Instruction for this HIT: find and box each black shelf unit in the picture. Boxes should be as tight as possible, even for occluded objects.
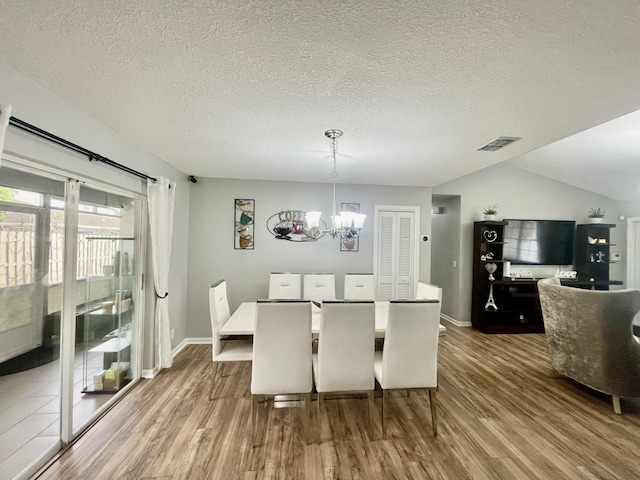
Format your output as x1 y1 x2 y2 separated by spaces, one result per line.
574 223 620 290
471 221 544 334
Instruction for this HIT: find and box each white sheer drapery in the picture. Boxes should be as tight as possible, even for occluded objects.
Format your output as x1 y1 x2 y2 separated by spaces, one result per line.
0 104 12 167
147 176 176 369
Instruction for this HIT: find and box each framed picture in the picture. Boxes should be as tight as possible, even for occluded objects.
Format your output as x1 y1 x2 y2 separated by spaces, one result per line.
234 199 254 250
340 202 360 252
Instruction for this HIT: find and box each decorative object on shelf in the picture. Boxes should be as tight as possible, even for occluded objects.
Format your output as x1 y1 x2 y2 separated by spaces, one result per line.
339 203 360 252
484 284 498 311
485 262 497 281
480 252 495 261
266 210 327 242
304 129 366 242
588 236 597 244
482 230 498 243
482 204 498 221
235 199 255 250
588 207 605 223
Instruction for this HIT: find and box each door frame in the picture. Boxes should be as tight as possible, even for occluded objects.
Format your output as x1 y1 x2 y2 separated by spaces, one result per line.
626 217 640 289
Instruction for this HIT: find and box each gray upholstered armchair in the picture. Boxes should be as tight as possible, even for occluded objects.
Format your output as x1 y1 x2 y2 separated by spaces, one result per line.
537 277 640 414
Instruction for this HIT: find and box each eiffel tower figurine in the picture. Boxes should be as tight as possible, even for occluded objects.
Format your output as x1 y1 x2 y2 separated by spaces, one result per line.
484 263 499 311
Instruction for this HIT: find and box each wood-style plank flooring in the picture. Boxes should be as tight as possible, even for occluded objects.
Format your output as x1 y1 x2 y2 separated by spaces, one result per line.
36 325 640 479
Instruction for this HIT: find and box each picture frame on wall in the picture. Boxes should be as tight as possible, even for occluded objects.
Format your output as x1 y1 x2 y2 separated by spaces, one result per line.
235 199 254 250
340 202 360 252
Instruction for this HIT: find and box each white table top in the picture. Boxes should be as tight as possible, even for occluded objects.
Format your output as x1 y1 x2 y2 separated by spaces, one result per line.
219 301 446 337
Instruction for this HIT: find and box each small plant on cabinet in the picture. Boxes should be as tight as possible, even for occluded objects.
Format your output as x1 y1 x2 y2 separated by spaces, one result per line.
483 204 498 220
588 208 605 223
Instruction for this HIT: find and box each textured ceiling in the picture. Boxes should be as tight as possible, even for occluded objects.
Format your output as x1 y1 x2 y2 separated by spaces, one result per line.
0 1 639 199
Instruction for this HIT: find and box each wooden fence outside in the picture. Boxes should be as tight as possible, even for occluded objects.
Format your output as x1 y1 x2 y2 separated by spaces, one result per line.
0 231 118 287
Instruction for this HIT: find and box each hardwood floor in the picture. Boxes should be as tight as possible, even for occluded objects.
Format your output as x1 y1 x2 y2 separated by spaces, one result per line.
36 325 640 480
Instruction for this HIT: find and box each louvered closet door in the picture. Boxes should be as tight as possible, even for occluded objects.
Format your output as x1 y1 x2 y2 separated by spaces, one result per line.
376 209 417 300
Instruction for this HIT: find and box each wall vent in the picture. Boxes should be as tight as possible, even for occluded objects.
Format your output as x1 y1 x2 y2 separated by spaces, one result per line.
477 136 522 152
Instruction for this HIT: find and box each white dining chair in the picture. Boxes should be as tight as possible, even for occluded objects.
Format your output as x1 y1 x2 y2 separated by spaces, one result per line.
251 299 313 446
209 279 252 400
344 273 376 300
374 299 441 437
303 273 336 303
416 282 447 337
312 300 376 430
416 281 442 302
268 272 301 299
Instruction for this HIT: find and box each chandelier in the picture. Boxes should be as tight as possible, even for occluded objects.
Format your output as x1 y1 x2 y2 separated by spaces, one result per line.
305 129 366 240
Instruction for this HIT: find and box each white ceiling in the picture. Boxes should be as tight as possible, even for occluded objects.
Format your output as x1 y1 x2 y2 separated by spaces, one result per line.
0 1 639 200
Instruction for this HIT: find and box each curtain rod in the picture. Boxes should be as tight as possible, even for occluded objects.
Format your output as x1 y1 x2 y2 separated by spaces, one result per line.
7 115 157 183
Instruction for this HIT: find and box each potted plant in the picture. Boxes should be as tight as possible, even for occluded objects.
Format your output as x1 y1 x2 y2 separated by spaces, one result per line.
588 208 605 223
483 204 498 221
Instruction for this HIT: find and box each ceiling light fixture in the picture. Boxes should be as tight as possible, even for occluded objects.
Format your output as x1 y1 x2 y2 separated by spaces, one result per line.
305 129 366 241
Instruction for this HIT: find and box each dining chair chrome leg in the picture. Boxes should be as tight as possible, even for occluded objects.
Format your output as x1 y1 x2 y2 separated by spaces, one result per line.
429 388 438 437
304 393 312 445
251 394 259 448
367 391 375 437
209 362 221 401
382 389 389 439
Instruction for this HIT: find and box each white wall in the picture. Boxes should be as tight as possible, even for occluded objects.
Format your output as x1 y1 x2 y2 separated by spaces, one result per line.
186 177 432 338
434 162 631 324
0 61 190 368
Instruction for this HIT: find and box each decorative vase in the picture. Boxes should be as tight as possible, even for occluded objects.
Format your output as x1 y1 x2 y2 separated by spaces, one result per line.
588 217 603 224
484 214 496 221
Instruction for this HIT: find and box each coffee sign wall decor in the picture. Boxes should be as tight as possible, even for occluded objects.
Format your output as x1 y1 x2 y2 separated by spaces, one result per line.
235 199 254 250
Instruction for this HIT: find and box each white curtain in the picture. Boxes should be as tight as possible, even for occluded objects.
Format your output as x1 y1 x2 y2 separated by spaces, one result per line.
147 176 176 369
0 104 12 167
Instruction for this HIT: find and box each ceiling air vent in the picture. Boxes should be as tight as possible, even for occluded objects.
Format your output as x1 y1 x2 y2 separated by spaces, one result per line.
477 136 522 152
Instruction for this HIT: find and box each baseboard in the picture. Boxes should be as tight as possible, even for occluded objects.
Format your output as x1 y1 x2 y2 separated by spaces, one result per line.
141 368 158 378
185 337 213 344
441 313 471 328
171 338 189 358
142 338 212 378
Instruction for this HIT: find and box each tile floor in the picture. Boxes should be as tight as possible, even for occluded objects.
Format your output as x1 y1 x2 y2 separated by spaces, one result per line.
0 348 115 480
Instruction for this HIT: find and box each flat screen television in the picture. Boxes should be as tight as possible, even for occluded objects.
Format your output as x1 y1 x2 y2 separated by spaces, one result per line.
503 219 575 265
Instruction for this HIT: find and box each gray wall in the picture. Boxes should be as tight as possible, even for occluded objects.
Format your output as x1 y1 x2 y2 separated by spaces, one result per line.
186 177 432 338
1 60 191 369
434 162 632 325
431 195 462 322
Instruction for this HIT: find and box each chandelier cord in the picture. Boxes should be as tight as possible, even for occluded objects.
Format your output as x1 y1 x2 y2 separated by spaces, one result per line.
331 135 338 233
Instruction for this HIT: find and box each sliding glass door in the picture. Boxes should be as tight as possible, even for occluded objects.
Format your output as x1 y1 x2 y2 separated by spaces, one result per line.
0 204 42 363
71 185 141 433
0 170 64 480
0 163 145 480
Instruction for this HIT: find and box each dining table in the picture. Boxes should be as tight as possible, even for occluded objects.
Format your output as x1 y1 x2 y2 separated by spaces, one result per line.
219 301 447 338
